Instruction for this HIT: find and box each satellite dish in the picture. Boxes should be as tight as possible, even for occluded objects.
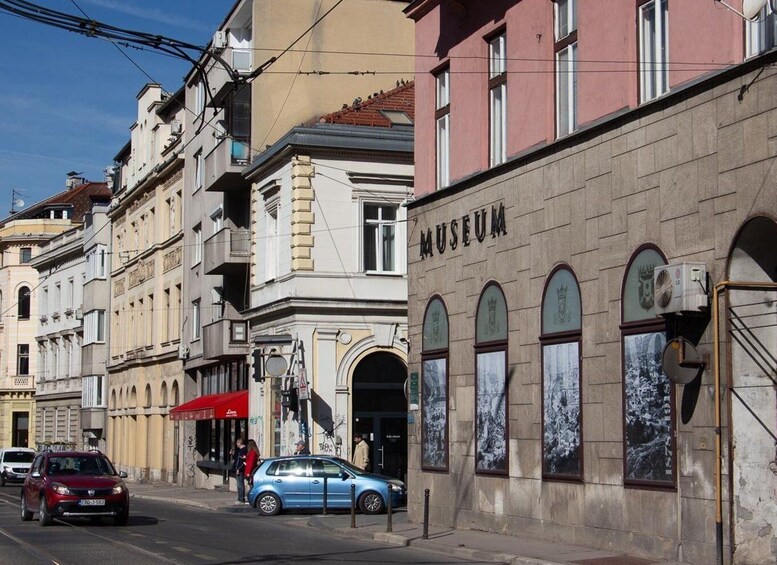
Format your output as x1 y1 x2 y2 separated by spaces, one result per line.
661 338 704 385
743 0 768 19
14 199 24 208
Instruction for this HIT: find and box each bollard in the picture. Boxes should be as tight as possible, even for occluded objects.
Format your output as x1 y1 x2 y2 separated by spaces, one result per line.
350 483 356 529
423 488 430 539
386 484 393 533
323 476 328 516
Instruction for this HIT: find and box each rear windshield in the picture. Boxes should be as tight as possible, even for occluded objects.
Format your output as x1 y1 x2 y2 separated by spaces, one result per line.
47 456 115 476
4 451 34 463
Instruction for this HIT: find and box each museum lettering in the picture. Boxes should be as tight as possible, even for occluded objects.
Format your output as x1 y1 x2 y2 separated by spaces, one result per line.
420 202 507 259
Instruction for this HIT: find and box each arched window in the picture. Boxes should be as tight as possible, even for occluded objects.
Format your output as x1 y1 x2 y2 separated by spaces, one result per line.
541 265 583 480
474 282 508 475
621 245 674 487
145 385 152 408
17 286 30 319
160 382 168 407
172 381 180 406
421 295 449 471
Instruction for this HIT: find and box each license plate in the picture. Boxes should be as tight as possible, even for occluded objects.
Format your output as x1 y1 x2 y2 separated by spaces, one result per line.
79 499 105 506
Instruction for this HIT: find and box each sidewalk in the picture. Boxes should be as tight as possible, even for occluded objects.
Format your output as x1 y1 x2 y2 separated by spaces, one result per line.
129 481 689 565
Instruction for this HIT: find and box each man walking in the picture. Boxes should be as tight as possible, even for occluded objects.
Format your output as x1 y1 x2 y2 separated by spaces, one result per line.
351 433 370 471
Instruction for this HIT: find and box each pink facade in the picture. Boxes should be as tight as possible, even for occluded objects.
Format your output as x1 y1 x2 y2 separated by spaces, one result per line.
408 0 744 198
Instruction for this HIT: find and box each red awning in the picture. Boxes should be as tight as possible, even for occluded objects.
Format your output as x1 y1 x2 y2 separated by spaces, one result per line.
169 390 248 421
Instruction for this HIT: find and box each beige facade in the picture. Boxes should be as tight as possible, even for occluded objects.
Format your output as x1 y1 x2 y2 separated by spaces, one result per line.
107 85 185 482
406 58 777 564
0 219 78 448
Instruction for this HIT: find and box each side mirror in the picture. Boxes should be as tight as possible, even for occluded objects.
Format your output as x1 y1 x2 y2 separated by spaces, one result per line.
340 471 348 481
31 471 41 478
119 471 128 478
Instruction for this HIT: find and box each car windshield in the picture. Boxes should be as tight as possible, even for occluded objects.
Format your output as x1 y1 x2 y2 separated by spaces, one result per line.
332 458 368 476
4 451 34 463
47 456 114 476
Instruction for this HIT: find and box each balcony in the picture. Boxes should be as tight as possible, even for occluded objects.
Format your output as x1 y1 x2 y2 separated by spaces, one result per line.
1 375 34 391
204 136 251 192
204 227 250 275
202 318 250 360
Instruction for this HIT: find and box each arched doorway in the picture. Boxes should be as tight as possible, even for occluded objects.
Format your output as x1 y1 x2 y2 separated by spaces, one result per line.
352 351 407 481
726 216 777 564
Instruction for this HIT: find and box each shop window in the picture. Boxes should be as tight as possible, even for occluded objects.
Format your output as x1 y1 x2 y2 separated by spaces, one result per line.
474 282 508 475
541 265 583 480
421 295 449 471
621 245 675 487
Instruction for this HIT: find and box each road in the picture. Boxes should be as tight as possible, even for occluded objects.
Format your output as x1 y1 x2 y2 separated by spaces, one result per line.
0 485 472 564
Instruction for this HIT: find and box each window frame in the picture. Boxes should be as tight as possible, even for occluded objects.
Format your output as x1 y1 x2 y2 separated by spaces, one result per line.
745 4 777 58
363 203 399 274
434 65 451 190
84 309 106 345
17 286 31 319
17 344 30 375
638 0 669 103
488 31 507 167
620 244 676 489
554 0 578 138
473 281 509 476
192 299 201 341
19 247 32 264
193 224 203 265
540 265 583 482
421 295 450 472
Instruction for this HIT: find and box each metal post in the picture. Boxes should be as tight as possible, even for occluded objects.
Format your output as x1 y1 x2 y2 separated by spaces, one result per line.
423 488 430 539
323 476 328 516
386 484 393 532
350 483 356 529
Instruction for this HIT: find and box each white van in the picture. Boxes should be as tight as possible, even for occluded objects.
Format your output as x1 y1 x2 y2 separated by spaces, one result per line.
0 447 36 486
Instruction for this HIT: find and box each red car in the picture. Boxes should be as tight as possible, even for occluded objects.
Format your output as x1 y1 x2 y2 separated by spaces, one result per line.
21 450 129 526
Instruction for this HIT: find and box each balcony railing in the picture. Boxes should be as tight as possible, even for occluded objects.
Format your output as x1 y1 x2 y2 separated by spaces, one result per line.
204 227 250 275
203 136 251 192
1 375 34 390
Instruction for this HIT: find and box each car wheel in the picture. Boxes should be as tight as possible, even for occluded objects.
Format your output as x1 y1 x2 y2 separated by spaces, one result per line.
256 492 281 516
38 496 52 527
0 473 6 487
20 493 32 521
359 490 385 514
114 509 129 526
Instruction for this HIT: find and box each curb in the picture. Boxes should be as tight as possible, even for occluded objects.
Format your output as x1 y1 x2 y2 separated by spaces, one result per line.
130 492 221 512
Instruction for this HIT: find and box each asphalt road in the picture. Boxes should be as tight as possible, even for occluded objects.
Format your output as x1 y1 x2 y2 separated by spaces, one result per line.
0 485 472 564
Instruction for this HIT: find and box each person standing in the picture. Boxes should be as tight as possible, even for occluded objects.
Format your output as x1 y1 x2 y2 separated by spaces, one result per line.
293 439 310 455
245 439 261 487
231 437 247 504
351 433 370 471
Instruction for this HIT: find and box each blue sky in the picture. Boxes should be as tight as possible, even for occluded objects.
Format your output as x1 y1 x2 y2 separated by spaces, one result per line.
0 1 228 208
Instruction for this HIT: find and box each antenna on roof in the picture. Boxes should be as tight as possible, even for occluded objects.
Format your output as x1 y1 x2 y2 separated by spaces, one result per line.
10 188 25 215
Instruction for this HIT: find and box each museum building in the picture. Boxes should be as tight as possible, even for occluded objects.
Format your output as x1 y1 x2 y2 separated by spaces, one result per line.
404 1 777 564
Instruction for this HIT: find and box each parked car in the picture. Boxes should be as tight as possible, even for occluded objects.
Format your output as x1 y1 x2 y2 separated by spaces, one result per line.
0 447 35 486
247 455 406 516
21 450 129 526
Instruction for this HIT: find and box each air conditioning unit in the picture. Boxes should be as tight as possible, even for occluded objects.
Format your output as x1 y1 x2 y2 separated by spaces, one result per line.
178 345 190 360
653 262 708 315
212 30 227 52
74 308 83 320
170 120 182 135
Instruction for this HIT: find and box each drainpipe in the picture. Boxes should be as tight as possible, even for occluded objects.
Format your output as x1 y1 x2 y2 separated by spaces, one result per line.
712 280 777 565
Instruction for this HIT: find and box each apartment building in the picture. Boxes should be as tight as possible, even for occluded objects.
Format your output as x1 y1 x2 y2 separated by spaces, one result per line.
31 226 84 449
240 83 414 477
107 85 185 482
175 0 414 488
405 1 777 564
0 176 109 449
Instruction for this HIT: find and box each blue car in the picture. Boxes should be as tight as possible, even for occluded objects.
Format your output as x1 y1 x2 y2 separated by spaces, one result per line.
247 455 406 516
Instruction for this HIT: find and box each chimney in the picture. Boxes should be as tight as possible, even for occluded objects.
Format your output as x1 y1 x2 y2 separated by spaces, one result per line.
66 171 85 190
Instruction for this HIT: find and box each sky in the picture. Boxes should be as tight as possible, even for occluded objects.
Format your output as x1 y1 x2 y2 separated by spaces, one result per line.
0 1 229 209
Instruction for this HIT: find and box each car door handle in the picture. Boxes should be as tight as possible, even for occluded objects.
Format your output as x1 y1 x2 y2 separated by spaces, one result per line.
312 480 320 484
274 479 282 483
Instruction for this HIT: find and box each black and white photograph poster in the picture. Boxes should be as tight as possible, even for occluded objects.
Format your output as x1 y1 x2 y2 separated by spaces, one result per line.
422 357 447 469
476 350 507 473
542 341 581 477
624 331 673 482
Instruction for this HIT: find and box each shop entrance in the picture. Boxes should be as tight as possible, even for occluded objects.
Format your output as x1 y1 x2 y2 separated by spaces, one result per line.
352 352 407 481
